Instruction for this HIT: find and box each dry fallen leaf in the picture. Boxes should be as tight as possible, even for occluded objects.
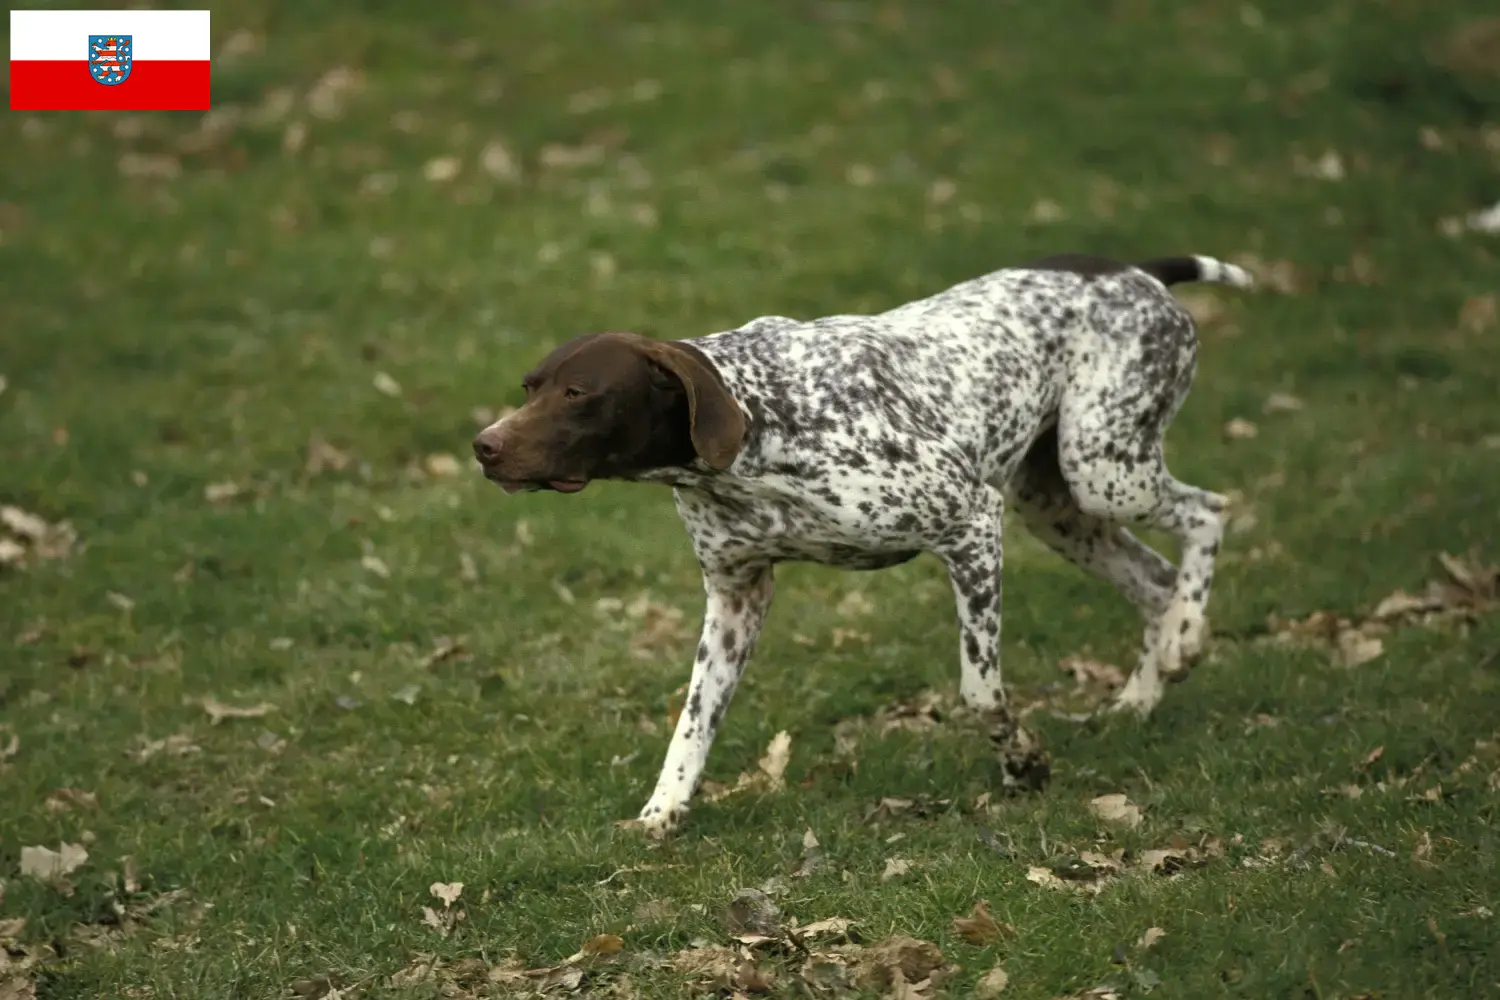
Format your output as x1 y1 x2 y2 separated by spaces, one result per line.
881 857 914 882
1224 417 1259 440
429 881 463 907
423 453 461 478
1336 629 1384 668
1061 656 1125 689
203 481 244 504
975 966 1010 997
361 554 391 579
372 372 402 397
1138 926 1167 950
724 889 782 937
201 697 274 725
759 731 792 787
796 916 854 941
854 936 948 993
1262 392 1305 414
305 435 352 475
569 933 624 961
418 636 466 669
704 731 793 802
1090 793 1144 828
951 900 1005 944
423 156 461 183
837 589 874 617
19 843 88 881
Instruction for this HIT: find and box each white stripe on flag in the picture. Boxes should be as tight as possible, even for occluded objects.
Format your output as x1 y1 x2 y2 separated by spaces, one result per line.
10 9 210 61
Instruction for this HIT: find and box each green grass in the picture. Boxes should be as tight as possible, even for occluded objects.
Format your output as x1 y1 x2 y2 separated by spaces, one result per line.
3 1 1500 997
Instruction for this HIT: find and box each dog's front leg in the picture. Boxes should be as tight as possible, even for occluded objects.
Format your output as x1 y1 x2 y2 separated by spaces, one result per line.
938 486 1051 790
633 562 775 838
937 486 1007 712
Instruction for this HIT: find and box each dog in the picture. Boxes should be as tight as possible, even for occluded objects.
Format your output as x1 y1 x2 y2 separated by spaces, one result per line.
473 252 1254 837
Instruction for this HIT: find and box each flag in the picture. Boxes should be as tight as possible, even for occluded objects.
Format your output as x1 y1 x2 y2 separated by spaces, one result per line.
10 9 211 111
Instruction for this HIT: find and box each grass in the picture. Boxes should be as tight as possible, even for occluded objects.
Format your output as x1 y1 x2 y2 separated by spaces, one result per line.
3 0 1500 997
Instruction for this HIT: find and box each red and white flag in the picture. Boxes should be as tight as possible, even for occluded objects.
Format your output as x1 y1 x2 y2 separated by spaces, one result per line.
10 9 211 111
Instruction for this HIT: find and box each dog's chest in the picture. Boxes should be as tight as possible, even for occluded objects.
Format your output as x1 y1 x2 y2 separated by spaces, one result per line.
672 471 970 570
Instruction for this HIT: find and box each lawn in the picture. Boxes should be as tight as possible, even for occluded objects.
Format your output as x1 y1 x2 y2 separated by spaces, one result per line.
3 1 1500 998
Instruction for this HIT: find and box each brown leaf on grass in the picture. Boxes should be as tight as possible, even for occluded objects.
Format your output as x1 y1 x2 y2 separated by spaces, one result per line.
1233 253 1305 294
0 973 38 1000
1060 656 1126 689
422 157 461 183
723 889 782 937
881 857 914 882
19 843 88 881
43 789 97 813
118 152 181 180
1174 290 1224 328
1027 852 1126 895
305 67 362 119
1459 294 1497 334
854 936 949 994
1412 830 1435 866
0 506 78 565
537 142 604 172
672 945 741 979
303 437 351 478
1137 926 1167 950
1138 848 1188 874
1262 392 1305 414
795 916 855 941
975 966 1010 997
1224 417 1258 440
129 733 201 762
360 554 391 579
203 481 244 504
423 453 462 478
792 828 826 878
704 732 793 802
1293 149 1345 181
429 882 463 907
836 589 875 617
951 900 1009 944
569 933 624 961
1336 629 1384 668
417 636 466 669
1090 793 1144 828
735 962 777 994
201 697 274 725
371 371 402 397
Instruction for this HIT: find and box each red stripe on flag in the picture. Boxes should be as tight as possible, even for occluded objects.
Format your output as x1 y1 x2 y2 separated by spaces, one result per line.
10 61 210 111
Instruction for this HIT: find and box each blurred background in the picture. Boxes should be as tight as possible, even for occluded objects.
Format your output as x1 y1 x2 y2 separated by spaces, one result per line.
1 2 1498 997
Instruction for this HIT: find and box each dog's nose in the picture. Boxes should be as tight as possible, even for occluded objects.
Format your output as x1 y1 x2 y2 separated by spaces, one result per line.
472 430 504 464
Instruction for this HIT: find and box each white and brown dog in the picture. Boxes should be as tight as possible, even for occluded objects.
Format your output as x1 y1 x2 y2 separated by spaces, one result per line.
473 252 1254 837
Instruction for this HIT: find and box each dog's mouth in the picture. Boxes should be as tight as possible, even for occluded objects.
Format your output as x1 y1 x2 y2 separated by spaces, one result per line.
482 470 589 495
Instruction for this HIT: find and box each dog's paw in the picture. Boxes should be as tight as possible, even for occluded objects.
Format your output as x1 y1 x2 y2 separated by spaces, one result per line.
1108 674 1163 716
619 803 687 840
983 708 1051 792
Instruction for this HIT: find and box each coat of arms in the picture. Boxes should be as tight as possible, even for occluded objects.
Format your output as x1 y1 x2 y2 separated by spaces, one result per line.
89 35 133 86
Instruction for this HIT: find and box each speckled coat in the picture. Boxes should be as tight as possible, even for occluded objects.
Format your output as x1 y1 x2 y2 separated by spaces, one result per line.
623 253 1254 836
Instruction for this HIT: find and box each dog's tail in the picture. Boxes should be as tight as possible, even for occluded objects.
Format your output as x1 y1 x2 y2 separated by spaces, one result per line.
1135 255 1254 289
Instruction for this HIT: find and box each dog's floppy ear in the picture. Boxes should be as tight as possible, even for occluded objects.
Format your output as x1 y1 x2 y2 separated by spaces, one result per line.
636 339 746 470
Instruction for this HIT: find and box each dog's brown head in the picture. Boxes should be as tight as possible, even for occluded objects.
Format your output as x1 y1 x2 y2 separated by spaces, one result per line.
472 332 746 494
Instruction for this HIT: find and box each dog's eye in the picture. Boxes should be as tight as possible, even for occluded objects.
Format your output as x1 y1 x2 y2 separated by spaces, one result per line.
564 386 586 400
